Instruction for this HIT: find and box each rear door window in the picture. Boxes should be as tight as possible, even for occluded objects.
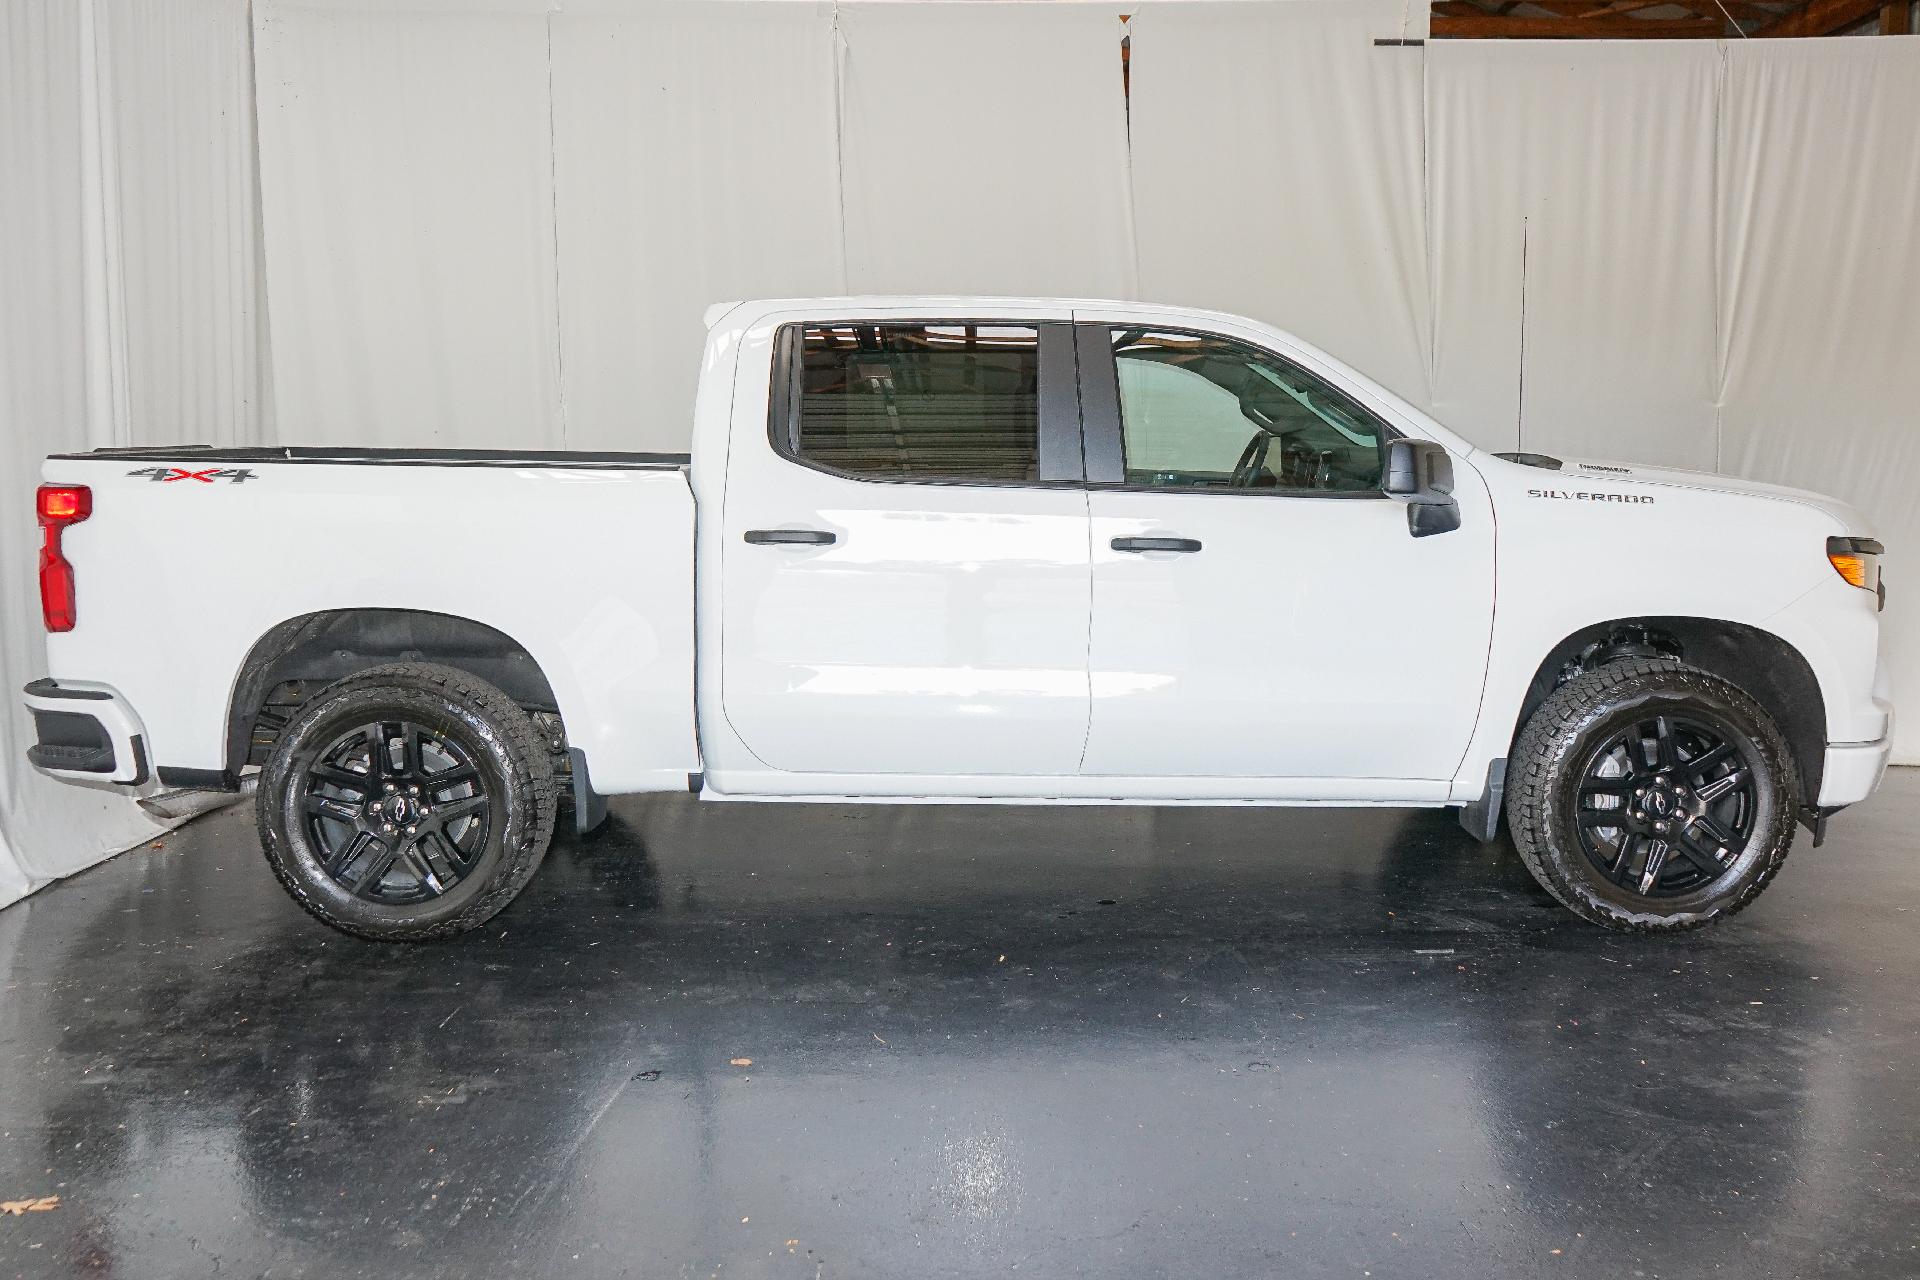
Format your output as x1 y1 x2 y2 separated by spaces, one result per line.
778 324 1044 483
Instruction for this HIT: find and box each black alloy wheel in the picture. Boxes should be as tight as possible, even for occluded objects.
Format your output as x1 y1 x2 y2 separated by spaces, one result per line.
258 663 557 941
300 719 495 904
1572 712 1757 898
1506 657 1798 933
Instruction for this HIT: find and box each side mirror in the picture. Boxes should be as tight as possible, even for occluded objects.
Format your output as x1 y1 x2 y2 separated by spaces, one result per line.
1382 438 1460 538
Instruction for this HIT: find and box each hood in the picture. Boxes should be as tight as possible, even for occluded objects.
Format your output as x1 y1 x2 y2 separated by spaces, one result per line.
1500 452 1870 534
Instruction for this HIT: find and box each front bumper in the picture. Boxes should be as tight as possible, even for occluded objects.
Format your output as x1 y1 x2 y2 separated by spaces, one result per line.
1816 649 1894 809
22 679 150 787
1819 734 1892 808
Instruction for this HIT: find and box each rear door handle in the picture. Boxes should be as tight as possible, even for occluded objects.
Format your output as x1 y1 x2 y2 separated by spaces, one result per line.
1111 535 1202 554
744 528 837 546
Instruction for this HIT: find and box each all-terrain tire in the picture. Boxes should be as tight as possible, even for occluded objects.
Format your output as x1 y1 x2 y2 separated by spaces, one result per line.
1506 658 1798 933
257 662 558 941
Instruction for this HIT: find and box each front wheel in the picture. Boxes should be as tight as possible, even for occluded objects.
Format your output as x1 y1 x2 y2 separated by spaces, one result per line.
1506 658 1798 933
257 662 558 941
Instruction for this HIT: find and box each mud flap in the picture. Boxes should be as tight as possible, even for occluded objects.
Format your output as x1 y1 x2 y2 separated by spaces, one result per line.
1457 758 1507 844
569 747 609 837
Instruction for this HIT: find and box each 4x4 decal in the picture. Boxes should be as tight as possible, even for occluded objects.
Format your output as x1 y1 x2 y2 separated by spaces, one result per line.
127 466 258 485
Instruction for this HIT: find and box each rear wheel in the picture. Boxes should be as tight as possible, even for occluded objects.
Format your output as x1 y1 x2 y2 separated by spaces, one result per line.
1506 658 1798 932
258 663 557 941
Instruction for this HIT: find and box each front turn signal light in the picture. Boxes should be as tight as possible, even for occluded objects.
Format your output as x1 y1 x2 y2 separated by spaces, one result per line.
1827 536 1883 595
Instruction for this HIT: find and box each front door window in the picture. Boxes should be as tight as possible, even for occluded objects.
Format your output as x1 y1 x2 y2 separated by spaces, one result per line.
1110 330 1387 493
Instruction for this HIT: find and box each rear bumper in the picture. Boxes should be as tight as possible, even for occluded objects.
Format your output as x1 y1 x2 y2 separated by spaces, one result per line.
22 679 150 787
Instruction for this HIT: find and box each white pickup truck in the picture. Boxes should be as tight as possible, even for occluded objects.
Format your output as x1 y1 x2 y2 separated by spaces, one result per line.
25 298 1892 939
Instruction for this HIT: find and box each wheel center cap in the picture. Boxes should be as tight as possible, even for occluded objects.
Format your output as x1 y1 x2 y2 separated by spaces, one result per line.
1646 789 1672 817
386 795 415 825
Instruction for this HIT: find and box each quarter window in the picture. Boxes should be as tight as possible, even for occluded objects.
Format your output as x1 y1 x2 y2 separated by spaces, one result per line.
784 324 1042 482
1111 330 1387 493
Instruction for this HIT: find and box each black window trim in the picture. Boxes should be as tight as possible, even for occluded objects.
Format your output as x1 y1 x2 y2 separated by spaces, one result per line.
767 319 1087 490
1073 321 1397 500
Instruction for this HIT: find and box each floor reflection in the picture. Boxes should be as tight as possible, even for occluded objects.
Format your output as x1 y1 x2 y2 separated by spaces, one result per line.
2 774 1916 1278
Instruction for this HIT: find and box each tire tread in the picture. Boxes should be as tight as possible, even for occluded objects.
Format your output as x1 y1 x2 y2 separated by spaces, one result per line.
1505 658 1798 933
256 662 557 942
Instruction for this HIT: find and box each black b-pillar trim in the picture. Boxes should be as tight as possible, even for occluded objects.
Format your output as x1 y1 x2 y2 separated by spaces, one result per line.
1035 323 1086 484
1072 323 1126 485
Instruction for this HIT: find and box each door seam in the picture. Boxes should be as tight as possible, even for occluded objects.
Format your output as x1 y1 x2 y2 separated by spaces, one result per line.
1076 486 1096 774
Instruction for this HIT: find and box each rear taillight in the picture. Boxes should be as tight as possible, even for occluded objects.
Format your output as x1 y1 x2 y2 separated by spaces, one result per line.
37 484 91 632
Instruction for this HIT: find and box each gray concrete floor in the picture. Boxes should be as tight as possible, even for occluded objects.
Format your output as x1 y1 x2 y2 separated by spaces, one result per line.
2 771 1917 1279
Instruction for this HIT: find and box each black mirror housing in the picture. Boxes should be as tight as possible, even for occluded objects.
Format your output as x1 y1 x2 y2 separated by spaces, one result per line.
1384 437 1453 501
1383 438 1460 537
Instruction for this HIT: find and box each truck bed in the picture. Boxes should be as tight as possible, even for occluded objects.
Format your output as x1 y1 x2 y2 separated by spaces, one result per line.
38 445 699 794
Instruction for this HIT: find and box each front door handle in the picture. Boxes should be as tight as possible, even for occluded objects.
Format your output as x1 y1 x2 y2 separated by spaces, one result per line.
1112 535 1202 554
744 528 837 546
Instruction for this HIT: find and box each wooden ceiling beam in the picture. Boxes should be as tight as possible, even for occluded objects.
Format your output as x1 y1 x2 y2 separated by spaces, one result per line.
1614 0 1777 16
1576 1 1665 18
1430 11 1727 34
1751 0 1886 32
1522 0 1777 16
1687 0 1779 16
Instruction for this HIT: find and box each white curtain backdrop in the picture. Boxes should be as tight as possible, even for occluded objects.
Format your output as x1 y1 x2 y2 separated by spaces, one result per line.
1 0 268 907
1425 40 1723 467
835 3 1136 300
1128 0 1433 411
549 0 847 449
1714 38 1920 775
258 0 1139 453
4 0 1918 906
254 0 563 448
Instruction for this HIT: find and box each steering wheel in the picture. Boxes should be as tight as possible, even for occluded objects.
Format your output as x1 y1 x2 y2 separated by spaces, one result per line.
1229 432 1273 488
